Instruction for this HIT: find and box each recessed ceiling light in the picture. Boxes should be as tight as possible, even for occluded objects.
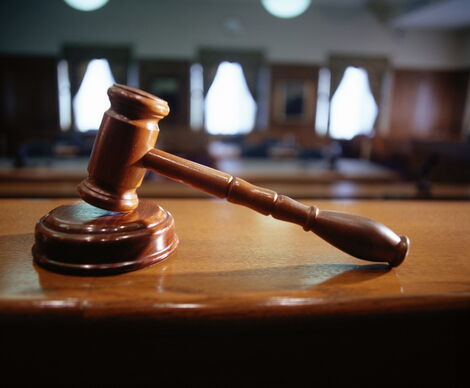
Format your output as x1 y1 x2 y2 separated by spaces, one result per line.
64 0 109 12
261 0 312 19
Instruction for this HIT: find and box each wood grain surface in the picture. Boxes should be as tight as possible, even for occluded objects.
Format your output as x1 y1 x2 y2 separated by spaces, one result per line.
0 198 469 321
1 180 470 200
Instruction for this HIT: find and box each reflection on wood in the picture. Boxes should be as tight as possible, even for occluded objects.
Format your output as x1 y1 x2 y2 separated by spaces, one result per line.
0 199 469 319
1 199 469 386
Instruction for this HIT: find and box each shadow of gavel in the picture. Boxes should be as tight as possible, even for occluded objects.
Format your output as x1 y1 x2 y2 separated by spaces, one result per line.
78 84 409 267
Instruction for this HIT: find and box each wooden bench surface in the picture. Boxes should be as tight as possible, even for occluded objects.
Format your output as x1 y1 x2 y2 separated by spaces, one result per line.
0 198 469 321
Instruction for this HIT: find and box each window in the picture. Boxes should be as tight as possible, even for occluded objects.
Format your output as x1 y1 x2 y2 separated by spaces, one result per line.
204 61 256 135
73 59 115 132
57 60 72 131
315 67 331 136
190 63 204 130
329 66 378 140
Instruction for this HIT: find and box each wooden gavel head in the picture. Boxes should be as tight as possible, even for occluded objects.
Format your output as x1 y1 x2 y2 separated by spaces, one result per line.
77 84 169 212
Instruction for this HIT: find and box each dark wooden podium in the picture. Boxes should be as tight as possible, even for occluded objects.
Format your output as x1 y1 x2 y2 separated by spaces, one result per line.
1 199 469 386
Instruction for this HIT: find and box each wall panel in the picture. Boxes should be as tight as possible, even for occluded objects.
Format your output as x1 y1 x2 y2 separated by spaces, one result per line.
389 69 469 140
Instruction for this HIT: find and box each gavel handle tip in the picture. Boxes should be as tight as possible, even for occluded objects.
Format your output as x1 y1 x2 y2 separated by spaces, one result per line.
388 235 410 268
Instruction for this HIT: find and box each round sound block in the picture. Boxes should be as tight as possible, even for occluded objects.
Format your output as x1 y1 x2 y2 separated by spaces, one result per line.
32 200 178 276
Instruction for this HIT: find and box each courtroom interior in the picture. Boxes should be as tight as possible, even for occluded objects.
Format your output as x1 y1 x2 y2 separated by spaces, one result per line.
1 0 469 386
1 0 470 200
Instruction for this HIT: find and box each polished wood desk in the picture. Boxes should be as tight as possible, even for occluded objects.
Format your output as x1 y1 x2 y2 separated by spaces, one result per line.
1 199 469 386
1 180 470 200
2 159 470 200
0 157 398 184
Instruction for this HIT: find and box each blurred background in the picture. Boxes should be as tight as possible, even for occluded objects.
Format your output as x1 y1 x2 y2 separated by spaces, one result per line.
1 0 469 200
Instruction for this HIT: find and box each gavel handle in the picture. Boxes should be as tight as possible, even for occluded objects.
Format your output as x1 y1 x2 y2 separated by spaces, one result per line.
143 149 409 267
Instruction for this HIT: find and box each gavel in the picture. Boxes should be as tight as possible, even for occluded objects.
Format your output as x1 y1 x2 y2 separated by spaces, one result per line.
75 84 409 268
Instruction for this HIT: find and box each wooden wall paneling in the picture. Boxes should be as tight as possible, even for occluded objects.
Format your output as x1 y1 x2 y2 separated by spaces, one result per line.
0 56 60 156
268 64 319 135
389 69 469 140
138 59 190 128
138 60 212 166
445 70 469 137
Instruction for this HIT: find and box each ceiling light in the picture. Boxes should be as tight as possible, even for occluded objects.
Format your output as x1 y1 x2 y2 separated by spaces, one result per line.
64 0 109 12
261 0 311 19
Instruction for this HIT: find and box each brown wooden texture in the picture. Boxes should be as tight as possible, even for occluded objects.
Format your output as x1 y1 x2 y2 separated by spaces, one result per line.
0 199 469 320
143 149 408 266
2 180 470 200
139 59 190 127
269 63 319 132
77 84 169 212
78 84 408 265
389 69 469 140
0 158 399 184
0 55 60 156
33 200 178 275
